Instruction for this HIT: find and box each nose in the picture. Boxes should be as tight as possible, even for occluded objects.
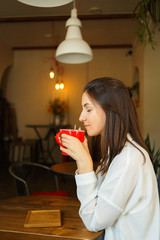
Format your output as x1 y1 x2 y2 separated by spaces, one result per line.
79 110 85 122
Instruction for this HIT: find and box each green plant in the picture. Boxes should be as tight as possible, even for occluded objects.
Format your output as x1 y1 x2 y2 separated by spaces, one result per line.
145 134 160 175
134 0 160 49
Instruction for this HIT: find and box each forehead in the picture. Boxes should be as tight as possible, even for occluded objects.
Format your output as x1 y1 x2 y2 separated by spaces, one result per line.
81 92 94 105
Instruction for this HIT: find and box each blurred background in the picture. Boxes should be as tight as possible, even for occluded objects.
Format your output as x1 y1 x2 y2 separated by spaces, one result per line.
0 0 160 168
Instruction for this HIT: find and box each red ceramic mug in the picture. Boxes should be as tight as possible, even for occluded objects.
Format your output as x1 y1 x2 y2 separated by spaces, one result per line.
55 129 85 155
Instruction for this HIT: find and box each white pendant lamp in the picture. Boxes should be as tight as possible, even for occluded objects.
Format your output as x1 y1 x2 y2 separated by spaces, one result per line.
55 8 93 64
17 0 73 7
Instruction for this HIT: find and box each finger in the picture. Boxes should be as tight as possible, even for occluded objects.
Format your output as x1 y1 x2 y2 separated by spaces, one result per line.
60 135 71 146
61 133 69 139
84 136 87 141
61 136 78 148
83 136 88 145
61 134 75 140
61 140 70 148
60 146 69 155
83 137 89 149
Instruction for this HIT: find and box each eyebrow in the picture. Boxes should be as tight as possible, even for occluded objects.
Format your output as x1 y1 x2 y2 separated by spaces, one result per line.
83 103 92 107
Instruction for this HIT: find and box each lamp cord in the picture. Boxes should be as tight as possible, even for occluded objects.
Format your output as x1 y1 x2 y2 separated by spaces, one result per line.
73 0 75 8
77 0 82 13
73 0 82 13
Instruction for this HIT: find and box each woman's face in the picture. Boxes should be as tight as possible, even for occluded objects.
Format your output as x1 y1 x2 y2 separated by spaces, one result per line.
79 92 106 136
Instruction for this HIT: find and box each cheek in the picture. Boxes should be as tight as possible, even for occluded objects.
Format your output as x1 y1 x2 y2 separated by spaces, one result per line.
98 112 106 128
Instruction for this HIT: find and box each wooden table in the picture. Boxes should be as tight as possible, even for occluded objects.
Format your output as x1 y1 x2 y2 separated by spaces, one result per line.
51 162 99 190
0 195 103 240
51 161 77 178
51 161 99 178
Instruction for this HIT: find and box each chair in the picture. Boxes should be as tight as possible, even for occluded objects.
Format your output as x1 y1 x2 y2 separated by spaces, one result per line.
9 161 70 197
8 105 39 163
11 138 39 162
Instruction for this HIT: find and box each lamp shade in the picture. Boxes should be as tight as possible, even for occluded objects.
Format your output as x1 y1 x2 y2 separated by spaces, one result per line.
55 8 93 64
17 0 73 7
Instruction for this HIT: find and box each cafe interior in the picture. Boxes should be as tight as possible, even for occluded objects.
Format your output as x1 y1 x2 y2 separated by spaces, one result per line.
0 0 160 238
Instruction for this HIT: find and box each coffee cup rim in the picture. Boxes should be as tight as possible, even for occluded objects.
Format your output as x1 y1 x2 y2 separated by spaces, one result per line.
60 129 85 132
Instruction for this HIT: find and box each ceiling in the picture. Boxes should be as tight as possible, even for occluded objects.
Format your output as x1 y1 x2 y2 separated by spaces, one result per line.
0 0 140 49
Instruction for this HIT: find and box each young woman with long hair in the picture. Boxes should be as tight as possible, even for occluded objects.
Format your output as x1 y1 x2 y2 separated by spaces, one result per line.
60 77 160 240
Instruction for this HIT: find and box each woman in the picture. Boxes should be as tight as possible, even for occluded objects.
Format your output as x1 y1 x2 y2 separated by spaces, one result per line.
60 77 160 240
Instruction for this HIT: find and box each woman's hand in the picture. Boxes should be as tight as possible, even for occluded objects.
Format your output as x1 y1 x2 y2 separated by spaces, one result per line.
60 134 93 174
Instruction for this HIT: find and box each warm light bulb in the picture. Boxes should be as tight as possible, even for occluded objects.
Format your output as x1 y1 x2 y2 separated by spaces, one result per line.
55 82 60 90
60 82 64 89
49 68 55 79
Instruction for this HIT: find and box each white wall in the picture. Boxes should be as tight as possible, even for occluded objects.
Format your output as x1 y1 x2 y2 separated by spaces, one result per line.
6 48 133 139
132 27 160 148
89 49 133 86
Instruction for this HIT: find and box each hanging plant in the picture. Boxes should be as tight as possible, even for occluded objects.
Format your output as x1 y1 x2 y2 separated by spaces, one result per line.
134 0 160 49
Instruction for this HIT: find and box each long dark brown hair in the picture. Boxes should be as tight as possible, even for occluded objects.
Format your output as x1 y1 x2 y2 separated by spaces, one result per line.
84 77 152 174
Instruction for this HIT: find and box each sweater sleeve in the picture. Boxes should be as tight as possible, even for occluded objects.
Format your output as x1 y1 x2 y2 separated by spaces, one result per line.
75 146 141 232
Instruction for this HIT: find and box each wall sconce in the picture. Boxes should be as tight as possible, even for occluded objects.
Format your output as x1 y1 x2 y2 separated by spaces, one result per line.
49 67 55 79
55 81 60 90
43 55 64 90
55 80 64 90
59 81 64 90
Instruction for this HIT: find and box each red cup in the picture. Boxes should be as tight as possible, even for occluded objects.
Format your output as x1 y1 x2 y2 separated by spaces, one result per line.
55 129 85 155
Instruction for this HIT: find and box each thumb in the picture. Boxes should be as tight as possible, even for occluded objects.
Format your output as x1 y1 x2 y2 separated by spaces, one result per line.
83 136 89 150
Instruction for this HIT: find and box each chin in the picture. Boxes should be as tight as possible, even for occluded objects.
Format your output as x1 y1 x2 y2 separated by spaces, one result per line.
86 130 97 137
